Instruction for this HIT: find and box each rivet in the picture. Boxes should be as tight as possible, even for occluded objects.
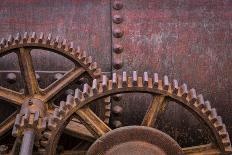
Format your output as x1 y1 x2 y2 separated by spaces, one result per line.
112 120 123 128
113 1 123 10
112 94 123 101
113 28 124 38
6 73 16 84
113 44 123 54
113 55 123 70
113 15 123 24
54 73 63 81
112 105 123 115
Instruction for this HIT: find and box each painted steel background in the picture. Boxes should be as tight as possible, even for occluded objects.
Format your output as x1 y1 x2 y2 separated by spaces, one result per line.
0 0 231 147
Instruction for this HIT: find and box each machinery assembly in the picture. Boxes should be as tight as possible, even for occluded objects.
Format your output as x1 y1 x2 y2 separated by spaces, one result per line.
0 0 231 155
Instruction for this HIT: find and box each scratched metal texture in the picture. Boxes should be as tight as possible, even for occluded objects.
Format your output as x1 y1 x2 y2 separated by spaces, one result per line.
0 0 111 71
111 0 232 146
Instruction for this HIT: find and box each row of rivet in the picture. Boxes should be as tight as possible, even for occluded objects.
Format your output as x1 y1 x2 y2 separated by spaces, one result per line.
111 0 124 128
112 0 124 70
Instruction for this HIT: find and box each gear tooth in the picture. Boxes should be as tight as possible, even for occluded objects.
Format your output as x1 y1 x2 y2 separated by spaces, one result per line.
153 73 159 88
0 38 6 48
30 32 36 42
93 68 102 78
222 137 231 146
163 75 169 90
102 75 108 91
172 79 178 94
46 33 52 44
75 88 85 102
38 32 44 43
66 94 75 109
40 117 47 131
219 124 229 138
33 111 40 125
214 116 223 131
203 100 212 115
84 56 92 66
69 41 74 52
92 79 98 94
59 101 67 115
112 73 117 88
79 50 87 61
143 72 148 87
14 114 22 128
209 108 217 123
12 125 18 137
179 83 188 98
83 83 92 97
15 32 21 44
54 36 59 47
122 71 127 87
48 117 57 130
7 35 14 45
61 39 67 49
89 62 97 71
196 94 204 109
23 32 29 43
132 71 138 86
189 88 197 104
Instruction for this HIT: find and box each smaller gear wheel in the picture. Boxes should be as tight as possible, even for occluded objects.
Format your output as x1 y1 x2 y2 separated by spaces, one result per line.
0 32 111 153
41 71 232 155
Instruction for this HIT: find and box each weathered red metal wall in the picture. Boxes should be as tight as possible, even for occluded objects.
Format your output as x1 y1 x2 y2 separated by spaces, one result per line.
116 0 232 145
0 0 231 146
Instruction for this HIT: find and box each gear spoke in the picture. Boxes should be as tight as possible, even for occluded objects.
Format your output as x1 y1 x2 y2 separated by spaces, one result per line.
65 118 95 142
183 143 220 155
18 47 41 96
42 67 85 102
76 107 111 138
0 111 18 137
141 95 166 127
0 87 24 106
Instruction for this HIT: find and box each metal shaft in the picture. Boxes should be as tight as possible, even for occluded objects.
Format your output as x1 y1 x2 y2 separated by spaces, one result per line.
19 129 35 155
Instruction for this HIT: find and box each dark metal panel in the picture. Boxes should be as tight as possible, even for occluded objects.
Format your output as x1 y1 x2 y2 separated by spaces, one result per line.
0 0 111 71
113 0 232 143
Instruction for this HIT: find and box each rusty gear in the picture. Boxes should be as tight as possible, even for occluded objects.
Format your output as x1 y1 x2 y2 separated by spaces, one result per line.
41 71 231 154
0 32 111 150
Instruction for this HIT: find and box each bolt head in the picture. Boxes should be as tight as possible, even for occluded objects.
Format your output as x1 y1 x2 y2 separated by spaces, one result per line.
54 73 63 80
112 105 123 115
113 58 123 70
113 1 123 10
113 44 124 54
113 28 124 38
6 73 16 84
113 15 123 24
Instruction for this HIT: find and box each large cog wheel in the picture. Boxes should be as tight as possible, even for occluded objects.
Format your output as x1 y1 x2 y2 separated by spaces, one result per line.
42 71 231 155
0 32 111 150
